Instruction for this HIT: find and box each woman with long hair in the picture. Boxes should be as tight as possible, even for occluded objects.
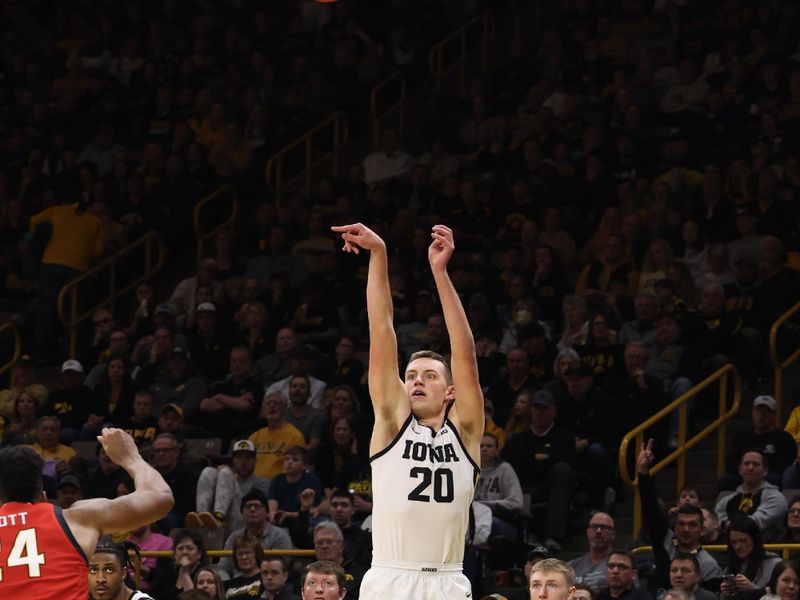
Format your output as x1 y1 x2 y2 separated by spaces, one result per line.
783 496 800 544
765 560 800 600
639 238 674 290
721 516 783 597
2 389 41 446
95 355 137 425
234 300 274 361
576 310 624 385
193 566 226 600
503 389 533 440
314 415 368 492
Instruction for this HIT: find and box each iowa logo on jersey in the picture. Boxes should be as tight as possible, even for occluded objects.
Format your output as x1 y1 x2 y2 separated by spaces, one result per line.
401 439 459 464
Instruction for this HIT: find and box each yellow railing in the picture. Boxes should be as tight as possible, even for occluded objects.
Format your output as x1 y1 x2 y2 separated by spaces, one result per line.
134 549 315 587
619 364 742 537
265 111 349 200
428 11 496 96
193 184 239 265
0 321 21 380
511 0 541 42
770 299 800 421
370 70 407 151
57 231 165 358
633 544 800 560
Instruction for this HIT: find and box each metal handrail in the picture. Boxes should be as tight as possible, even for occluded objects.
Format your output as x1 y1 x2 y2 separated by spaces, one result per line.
265 111 349 201
632 544 800 560
133 548 315 587
56 231 165 358
428 11 496 96
619 364 742 536
770 299 800 421
193 184 239 265
0 321 21 380
370 70 407 151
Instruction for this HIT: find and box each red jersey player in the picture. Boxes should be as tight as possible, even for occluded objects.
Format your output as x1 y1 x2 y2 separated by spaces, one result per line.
0 427 173 599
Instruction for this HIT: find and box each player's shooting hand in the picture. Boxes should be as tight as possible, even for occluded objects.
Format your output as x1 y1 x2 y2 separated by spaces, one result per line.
96 427 140 469
330 223 385 254
637 438 655 474
428 224 455 271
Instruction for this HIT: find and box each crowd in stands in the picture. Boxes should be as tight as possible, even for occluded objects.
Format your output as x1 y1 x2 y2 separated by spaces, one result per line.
2 0 800 598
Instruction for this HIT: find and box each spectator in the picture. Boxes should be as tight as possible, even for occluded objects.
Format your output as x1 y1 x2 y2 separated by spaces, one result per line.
127 522 174 592
267 446 322 527
637 439 723 583
720 516 782 595
618 291 659 346
716 449 788 542
233 301 275 363
577 311 624 386
85 445 128 500
314 416 369 495
2 389 41 446
783 496 800 544
167 258 224 321
151 432 196 530
558 295 589 351
273 374 325 452
311 522 366 599
256 328 301 386
148 346 207 418
721 395 796 490
218 489 294 577
475 433 523 543
265 361 327 412
576 234 639 298
259 556 300 600
0 354 48 418
363 129 413 185
616 342 668 446
56 473 83 509
197 347 261 447
189 439 271 533
502 389 575 552
45 359 105 442
487 348 537 425
224 533 264 599
249 392 306 479
29 199 107 361
193 566 226 600
133 325 179 387
568 512 616 593
83 307 117 370
26 415 76 475
595 550 653 600
150 529 214 600
667 556 716 600
187 303 231 384
503 389 533 440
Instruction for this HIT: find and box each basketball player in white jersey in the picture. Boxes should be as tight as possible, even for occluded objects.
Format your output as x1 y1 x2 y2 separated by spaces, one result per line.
331 222 484 599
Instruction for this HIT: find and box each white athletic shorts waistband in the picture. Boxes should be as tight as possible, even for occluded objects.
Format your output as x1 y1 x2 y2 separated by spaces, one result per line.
370 559 464 573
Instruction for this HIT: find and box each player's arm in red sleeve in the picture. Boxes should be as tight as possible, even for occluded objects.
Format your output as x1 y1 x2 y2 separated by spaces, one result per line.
64 428 173 555
331 223 408 452
429 225 484 460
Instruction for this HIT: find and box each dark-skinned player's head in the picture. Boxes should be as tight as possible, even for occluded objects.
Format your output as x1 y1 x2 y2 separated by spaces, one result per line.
0 446 44 503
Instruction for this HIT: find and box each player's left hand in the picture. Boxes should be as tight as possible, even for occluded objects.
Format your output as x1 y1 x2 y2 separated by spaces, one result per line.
428 224 454 271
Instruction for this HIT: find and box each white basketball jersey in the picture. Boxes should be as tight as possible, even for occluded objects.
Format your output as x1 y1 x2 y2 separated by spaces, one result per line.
370 414 479 564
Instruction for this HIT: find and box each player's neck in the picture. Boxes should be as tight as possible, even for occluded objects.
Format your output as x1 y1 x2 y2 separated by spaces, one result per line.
415 413 446 432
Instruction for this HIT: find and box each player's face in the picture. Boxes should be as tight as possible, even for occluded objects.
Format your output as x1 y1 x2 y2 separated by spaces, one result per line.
404 357 453 417
302 571 345 600
529 570 575 600
261 560 289 592
88 553 125 600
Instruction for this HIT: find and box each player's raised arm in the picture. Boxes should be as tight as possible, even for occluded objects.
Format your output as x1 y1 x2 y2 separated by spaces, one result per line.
331 223 407 426
64 428 173 552
429 225 484 450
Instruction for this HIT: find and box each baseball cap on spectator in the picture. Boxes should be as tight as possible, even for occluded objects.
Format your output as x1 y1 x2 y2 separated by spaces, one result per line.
58 475 82 490
231 439 256 454
196 302 216 313
169 346 190 360
526 545 550 561
531 390 555 408
61 359 84 373
155 303 176 316
241 488 268 512
564 361 592 377
753 395 776 412
469 293 490 309
161 403 184 418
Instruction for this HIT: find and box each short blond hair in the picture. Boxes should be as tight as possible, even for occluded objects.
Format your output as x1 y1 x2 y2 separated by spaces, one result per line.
530 558 576 587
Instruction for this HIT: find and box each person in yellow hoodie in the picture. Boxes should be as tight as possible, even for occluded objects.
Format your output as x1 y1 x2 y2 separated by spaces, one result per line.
29 200 109 361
